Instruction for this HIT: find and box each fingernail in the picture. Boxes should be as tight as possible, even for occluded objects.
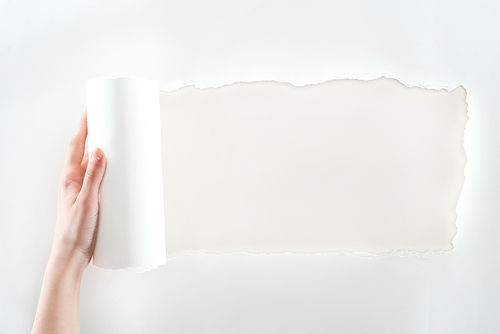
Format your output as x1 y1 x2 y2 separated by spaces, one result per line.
91 147 103 163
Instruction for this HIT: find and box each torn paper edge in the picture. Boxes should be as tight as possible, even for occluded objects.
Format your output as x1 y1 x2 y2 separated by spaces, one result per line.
160 72 462 93
92 248 452 272
92 260 164 273
161 250 452 263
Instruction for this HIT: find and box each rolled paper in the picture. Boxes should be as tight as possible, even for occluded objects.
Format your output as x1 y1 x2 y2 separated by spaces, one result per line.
86 77 166 271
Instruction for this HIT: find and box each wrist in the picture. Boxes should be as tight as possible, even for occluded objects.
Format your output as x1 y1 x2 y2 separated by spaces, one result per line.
48 247 87 281
34 249 83 333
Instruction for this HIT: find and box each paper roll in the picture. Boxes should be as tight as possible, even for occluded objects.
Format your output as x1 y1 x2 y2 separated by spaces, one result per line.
86 77 166 272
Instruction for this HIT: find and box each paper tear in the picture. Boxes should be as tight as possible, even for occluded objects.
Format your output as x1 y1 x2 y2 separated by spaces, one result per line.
161 77 468 258
92 261 163 273
160 74 462 93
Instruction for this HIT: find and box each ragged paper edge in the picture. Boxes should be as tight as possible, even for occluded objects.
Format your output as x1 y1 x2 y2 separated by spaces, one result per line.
91 248 453 272
92 260 166 273
160 71 462 93
161 250 452 263
92 249 455 273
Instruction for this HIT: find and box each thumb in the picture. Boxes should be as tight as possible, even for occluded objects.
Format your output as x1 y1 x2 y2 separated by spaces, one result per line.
79 147 106 202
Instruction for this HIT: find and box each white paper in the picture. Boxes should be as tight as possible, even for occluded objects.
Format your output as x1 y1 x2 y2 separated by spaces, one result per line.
85 76 467 269
161 78 468 257
86 77 166 272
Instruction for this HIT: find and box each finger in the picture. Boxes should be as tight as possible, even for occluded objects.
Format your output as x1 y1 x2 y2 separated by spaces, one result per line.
81 148 89 172
78 147 106 203
65 110 87 169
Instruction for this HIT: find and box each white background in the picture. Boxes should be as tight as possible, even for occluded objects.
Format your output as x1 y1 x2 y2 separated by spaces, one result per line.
1 0 499 333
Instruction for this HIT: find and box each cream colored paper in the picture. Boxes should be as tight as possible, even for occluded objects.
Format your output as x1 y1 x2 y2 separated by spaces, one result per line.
86 77 166 271
161 78 467 257
86 76 467 267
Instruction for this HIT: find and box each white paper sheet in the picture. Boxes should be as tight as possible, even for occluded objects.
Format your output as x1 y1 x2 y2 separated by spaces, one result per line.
161 78 468 257
86 76 467 269
86 77 166 272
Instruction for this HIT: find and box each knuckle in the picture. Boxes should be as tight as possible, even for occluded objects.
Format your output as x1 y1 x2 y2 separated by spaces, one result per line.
61 170 78 188
81 196 98 209
61 173 72 186
85 166 97 179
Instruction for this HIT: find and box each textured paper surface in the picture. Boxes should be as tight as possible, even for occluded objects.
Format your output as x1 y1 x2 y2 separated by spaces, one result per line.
86 77 166 271
162 78 468 257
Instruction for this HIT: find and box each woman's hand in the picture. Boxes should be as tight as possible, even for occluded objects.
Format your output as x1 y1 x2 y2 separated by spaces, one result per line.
32 110 106 334
51 109 106 274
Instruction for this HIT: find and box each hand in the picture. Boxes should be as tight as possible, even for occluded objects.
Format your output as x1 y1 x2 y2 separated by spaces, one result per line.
52 110 107 274
33 110 106 334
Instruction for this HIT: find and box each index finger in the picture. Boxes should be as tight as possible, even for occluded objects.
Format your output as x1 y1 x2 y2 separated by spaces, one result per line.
65 110 87 169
